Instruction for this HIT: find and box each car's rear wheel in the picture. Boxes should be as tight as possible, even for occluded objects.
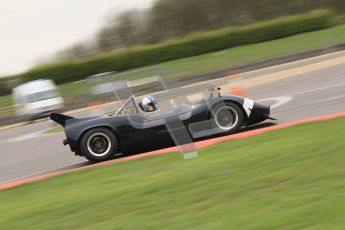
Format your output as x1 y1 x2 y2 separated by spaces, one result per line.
80 128 118 163
210 102 244 134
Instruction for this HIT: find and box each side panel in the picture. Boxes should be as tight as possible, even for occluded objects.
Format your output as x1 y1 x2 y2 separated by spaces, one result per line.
64 115 172 154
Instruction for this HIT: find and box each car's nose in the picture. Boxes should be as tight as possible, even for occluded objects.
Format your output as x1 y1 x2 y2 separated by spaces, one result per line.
246 101 271 125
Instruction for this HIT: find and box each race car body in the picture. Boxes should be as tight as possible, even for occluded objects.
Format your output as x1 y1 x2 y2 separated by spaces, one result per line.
51 90 272 163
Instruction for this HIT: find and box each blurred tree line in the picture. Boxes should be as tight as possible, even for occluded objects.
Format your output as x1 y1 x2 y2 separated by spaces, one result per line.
57 0 344 60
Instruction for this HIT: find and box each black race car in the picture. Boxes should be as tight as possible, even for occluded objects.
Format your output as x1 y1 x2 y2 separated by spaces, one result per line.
51 89 272 163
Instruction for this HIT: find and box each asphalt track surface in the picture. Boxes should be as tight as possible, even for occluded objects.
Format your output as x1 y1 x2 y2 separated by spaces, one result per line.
0 60 344 185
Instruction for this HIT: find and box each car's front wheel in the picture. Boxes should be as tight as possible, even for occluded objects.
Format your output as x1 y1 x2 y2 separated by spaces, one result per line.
80 128 118 163
210 102 244 134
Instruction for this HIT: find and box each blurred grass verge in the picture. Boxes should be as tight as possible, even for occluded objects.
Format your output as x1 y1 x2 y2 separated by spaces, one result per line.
1 23 345 111
1 117 344 229
22 10 338 84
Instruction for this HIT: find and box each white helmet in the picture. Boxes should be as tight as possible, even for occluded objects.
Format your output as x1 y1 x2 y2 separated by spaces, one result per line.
139 96 158 112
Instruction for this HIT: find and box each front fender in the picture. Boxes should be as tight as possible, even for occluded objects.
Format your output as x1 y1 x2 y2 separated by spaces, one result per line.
204 96 247 118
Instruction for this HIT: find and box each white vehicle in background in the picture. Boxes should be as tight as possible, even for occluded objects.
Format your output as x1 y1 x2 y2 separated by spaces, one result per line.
12 79 64 119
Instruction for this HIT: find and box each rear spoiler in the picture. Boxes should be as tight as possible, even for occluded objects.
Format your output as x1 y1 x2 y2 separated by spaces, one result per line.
50 113 74 127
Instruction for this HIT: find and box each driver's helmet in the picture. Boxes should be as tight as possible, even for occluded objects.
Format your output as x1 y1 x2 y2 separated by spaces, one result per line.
139 96 158 112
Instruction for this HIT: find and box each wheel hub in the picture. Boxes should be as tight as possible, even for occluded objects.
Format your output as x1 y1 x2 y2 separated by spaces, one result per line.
87 132 112 157
215 106 239 131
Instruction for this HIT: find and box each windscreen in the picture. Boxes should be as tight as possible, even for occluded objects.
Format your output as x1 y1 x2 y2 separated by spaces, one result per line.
26 90 59 103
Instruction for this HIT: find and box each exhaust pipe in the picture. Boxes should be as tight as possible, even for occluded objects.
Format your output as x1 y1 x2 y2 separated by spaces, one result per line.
63 139 69 146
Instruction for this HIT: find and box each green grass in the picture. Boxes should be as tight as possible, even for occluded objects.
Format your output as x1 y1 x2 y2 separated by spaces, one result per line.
160 24 345 79
1 117 345 229
1 24 345 110
0 95 12 110
0 95 14 117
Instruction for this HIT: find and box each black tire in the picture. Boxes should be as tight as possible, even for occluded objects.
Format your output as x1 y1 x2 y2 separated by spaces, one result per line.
80 128 118 163
210 101 244 134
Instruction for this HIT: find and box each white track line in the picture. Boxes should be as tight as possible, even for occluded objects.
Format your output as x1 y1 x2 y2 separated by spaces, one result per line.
0 160 88 185
287 82 345 97
257 82 345 101
258 96 294 109
7 130 45 143
317 94 345 103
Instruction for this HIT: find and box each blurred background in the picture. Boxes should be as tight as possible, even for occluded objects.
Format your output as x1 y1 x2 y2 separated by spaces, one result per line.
1 1 345 228
0 0 344 125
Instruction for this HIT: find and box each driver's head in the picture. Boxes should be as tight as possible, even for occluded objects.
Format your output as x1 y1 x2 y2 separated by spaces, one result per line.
139 96 158 112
